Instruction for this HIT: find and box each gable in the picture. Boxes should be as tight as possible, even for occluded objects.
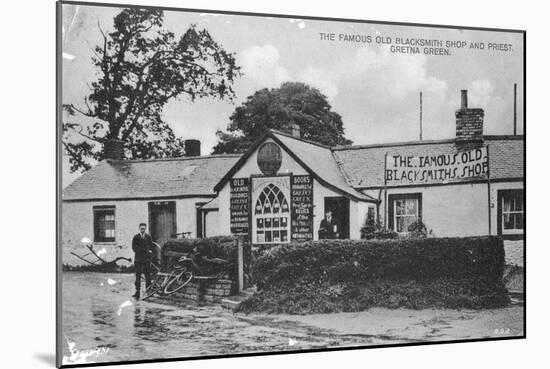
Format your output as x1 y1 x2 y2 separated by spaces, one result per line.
214 131 375 202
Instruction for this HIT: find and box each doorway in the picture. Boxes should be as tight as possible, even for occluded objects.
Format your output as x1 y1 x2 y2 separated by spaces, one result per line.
324 197 350 239
148 201 177 247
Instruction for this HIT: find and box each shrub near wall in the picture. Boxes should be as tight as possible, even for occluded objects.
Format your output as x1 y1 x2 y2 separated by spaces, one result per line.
162 236 252 282
239 236 508 314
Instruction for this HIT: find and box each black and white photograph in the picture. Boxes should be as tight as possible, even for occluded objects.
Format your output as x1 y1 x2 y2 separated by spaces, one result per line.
57 1 525 366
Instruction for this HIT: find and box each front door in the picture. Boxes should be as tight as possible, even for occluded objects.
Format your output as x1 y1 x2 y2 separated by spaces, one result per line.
324 197 350 239
148 201 177 247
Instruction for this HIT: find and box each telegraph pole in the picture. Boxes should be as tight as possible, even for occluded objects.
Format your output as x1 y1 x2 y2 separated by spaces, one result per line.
419 91 423 141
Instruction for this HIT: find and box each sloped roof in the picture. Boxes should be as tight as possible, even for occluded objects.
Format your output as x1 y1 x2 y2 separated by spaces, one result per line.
213 130 376 202
63 134 523 202
63 155 241 201
201 197 219 210
271 131 374 201
333 136 524 188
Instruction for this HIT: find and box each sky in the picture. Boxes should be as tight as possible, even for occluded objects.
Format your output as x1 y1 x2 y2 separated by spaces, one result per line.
61 3 524 186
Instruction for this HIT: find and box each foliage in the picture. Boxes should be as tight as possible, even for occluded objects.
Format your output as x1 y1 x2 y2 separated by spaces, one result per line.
407 220 428 238
212 82 353 154
241 237 508 313
237 277 510 314
253 237 505 290
360 218 398 240
63 8 241 172
162 236 251 281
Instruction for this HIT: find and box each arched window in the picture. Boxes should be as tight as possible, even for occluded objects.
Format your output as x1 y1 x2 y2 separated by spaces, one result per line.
254 184 290 243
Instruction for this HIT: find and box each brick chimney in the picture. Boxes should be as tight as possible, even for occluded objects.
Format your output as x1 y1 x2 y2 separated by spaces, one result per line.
103 139 125 160
455 89 484 142
184 139 201 157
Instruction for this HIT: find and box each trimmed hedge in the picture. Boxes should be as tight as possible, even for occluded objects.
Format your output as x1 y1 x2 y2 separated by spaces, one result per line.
253 236 505 290
240 236 508 313
162 236 252 281
238 277 509 313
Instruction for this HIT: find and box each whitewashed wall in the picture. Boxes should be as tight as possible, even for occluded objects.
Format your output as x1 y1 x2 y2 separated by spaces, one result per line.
216 138 367 241
62 196 212 266
362 180 524 266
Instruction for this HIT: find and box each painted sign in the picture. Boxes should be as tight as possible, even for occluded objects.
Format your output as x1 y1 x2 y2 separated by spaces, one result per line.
291 175 314 241
230 178 250 235
385 146 488 185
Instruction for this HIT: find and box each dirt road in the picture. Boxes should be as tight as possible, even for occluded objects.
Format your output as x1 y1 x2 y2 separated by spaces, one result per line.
61 272 523 365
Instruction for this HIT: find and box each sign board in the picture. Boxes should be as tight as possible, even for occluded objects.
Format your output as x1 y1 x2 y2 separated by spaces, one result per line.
291 175 314 241
385 147 488 186
230 178 250 235
257 142 282 176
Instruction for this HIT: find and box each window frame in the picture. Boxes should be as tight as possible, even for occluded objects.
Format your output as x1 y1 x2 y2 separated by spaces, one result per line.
93 205 116 243
497 189 524 237
252 183 291 245
388 193 422 234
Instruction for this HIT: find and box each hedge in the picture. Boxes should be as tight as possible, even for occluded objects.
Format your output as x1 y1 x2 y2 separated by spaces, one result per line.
238 277 510 313
253 236 505 290
161 236 252 281
239 236 508 313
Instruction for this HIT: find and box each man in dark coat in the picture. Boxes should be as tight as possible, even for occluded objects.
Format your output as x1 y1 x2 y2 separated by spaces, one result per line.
132 222 153 299
318 209 340 239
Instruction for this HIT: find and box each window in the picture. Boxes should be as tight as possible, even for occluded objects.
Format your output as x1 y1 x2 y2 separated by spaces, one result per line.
388 193 422 234
254 184 290 243
498 189 524 235
94 206 115 242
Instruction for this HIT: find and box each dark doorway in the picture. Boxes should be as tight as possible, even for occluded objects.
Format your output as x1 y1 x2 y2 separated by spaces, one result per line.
148 201 177 247
196 203 207 239
324 197 350 239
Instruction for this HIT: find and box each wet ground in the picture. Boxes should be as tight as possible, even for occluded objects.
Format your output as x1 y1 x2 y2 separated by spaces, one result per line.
61 272 524 365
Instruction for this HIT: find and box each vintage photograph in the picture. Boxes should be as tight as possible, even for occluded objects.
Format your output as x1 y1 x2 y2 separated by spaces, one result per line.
58 1 525 366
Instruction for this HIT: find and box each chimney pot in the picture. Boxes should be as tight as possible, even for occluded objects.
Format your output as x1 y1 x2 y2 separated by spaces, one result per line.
104 140 125 160
184 139 201 157
460 89 468 109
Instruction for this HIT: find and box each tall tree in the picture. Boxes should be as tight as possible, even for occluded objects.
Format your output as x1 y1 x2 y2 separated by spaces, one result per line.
63 8 240 172
212 82 352 154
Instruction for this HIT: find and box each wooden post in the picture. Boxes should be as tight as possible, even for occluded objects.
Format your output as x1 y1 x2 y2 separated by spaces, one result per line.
383 152 388 228
486 145 492 235
419 91 423 141
237 236 244 293
513 83 517 135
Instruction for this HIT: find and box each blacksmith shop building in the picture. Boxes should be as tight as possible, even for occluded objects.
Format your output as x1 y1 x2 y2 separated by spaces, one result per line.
62 91 524 266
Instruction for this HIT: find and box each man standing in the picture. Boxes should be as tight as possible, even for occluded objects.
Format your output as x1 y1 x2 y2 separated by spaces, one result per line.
318 209 340 239
132 222 153 299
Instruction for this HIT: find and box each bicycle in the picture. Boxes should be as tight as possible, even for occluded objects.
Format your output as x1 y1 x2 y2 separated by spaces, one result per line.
143 252 228 299
140 261 167 300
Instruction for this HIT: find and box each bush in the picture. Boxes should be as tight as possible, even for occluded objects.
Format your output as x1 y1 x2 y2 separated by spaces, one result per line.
253 236 505 290
161 236 252 281
237 277 509 314
360 219 398 240
407 220 428 238
243 236 508 313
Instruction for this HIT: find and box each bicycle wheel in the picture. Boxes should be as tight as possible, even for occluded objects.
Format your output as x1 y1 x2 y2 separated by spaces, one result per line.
163 270 193 295
142 273 170 300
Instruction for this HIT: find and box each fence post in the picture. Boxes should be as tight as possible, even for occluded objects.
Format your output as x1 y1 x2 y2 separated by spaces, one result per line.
237 236 244 293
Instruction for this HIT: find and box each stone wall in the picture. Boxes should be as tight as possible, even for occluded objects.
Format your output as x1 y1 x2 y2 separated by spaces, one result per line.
164 279 236 303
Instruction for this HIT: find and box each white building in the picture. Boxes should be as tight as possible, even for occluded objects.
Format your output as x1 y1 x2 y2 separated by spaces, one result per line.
62 91 524 267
